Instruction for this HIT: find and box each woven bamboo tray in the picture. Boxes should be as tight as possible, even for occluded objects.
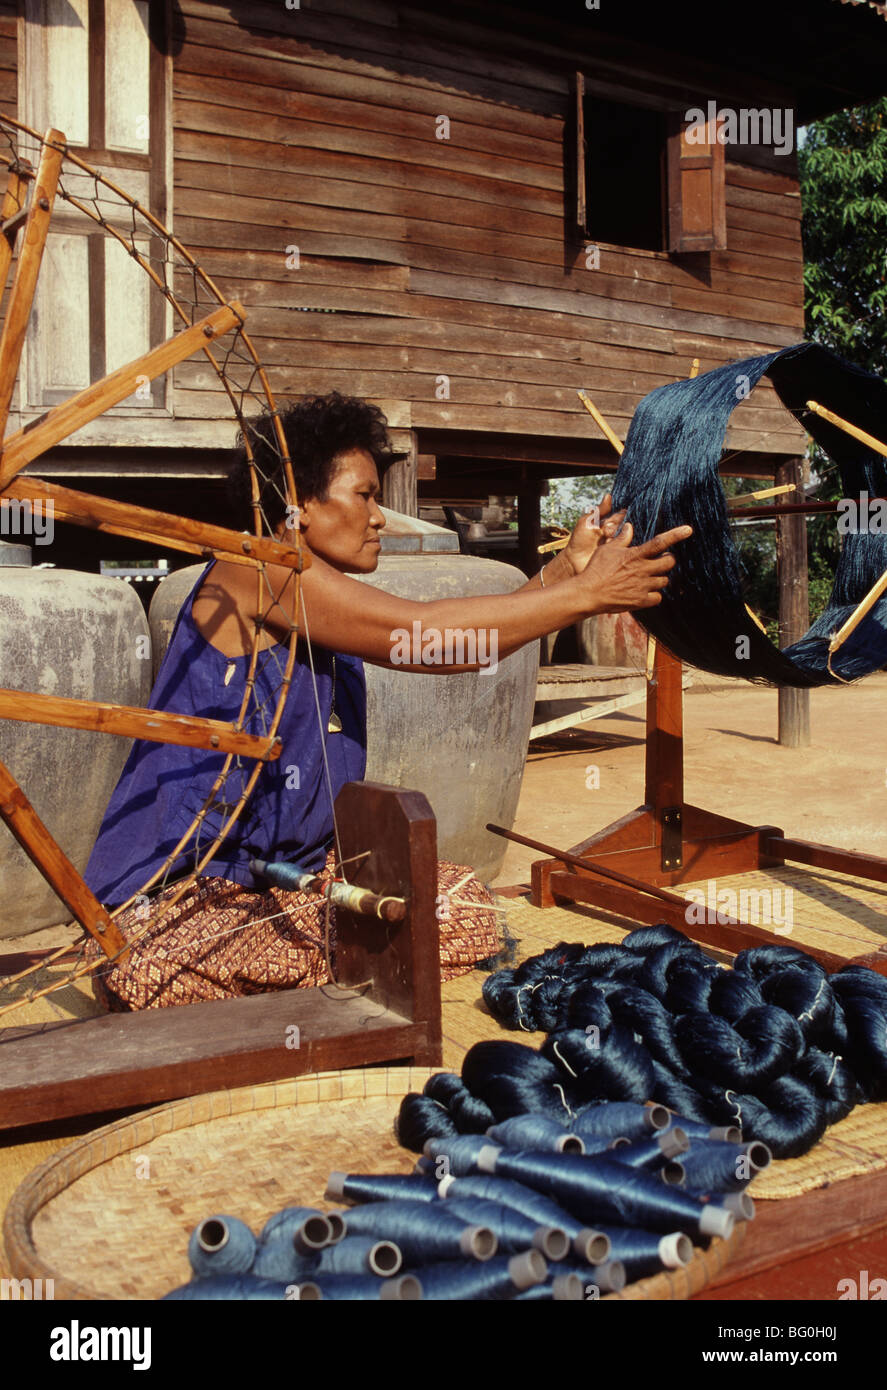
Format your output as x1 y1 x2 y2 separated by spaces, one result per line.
3 1066 743 1301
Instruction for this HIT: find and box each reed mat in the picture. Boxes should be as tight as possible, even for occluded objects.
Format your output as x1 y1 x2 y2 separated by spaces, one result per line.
0 954 107 1280
2 1067 741 1301
750 1105 887 1199
681 863 887 963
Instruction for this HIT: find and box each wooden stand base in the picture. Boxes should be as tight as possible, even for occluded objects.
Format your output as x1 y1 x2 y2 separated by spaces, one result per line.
0 782 443 1131
525 645 887 978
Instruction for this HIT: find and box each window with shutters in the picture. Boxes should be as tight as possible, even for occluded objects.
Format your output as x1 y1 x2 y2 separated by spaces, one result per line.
574 77 726 256
664 110 726 253
16 0 171 424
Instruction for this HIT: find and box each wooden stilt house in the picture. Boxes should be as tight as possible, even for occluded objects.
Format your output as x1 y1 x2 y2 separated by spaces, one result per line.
1 0 885 592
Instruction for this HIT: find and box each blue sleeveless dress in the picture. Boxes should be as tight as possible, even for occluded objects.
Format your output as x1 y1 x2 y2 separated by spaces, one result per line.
84 563 366 907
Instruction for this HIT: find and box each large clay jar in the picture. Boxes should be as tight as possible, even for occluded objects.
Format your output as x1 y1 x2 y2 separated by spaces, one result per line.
0 553 152 938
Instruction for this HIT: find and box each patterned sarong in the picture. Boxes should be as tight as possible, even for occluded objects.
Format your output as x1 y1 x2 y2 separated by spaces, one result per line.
87 853 502 1011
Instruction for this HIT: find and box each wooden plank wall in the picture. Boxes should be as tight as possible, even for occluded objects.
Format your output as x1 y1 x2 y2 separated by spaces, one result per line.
4 0 807 464
0 2 14 124
169 0 808 461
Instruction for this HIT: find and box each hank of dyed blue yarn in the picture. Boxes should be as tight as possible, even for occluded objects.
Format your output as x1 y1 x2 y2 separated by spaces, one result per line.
610 343 887 684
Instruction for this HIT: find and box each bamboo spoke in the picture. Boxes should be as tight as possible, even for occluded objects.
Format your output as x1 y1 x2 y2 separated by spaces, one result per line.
0 760 127 959
2 476 311 570
806 400 887 459
0 129 63 437
0 689 283 759
578 389 624 454
728 483 796 506
0 301 244 488
828 564 887 657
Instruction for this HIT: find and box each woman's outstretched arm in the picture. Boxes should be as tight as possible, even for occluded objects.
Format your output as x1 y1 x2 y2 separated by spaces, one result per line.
194 518 690 670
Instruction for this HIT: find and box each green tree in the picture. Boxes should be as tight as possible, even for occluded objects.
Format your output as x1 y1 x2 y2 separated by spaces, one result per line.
541 474 612 530
799 97 887 617
800 97 887 377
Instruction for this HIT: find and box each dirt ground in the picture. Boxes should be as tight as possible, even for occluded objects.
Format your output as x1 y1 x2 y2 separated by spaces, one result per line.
7 668 887 952
491 670 887 889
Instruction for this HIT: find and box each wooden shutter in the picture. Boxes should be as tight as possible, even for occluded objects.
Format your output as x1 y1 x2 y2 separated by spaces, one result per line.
575 71 587 232
666 110 726 253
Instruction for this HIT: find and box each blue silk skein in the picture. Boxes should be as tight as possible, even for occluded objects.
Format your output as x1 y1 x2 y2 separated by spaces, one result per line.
609 343 887 685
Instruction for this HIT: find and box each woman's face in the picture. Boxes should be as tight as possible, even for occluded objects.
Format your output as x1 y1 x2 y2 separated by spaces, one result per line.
288 447 386 573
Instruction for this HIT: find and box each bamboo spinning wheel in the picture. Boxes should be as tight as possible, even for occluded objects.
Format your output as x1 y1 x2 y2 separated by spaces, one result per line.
0 119 311 1020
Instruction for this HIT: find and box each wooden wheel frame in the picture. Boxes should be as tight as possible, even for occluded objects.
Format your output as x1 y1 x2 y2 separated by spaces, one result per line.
0 117 312 1018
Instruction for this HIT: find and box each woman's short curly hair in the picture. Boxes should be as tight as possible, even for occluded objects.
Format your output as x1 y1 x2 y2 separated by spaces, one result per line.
228 392 399 530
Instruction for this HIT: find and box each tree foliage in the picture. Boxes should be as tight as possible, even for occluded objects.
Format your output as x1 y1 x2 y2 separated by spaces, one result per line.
800 96 887 377
799 96 887 615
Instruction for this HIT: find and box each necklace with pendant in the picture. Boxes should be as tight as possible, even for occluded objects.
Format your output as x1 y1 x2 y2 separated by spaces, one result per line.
328 655 342 733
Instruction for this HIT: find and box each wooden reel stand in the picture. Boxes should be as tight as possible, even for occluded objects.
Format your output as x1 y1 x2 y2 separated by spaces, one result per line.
0 127 443 1129
527 643 887 978
0 781 443 1130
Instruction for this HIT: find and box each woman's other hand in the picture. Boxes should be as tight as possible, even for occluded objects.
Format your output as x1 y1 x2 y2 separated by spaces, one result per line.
562 494 626 575
575 517 693 613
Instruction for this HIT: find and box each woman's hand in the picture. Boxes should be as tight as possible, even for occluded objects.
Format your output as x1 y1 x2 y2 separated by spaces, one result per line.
561 494 626 576
575 518 693 613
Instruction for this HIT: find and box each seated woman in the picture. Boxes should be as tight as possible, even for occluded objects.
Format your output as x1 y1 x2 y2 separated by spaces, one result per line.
84 393 690 1011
